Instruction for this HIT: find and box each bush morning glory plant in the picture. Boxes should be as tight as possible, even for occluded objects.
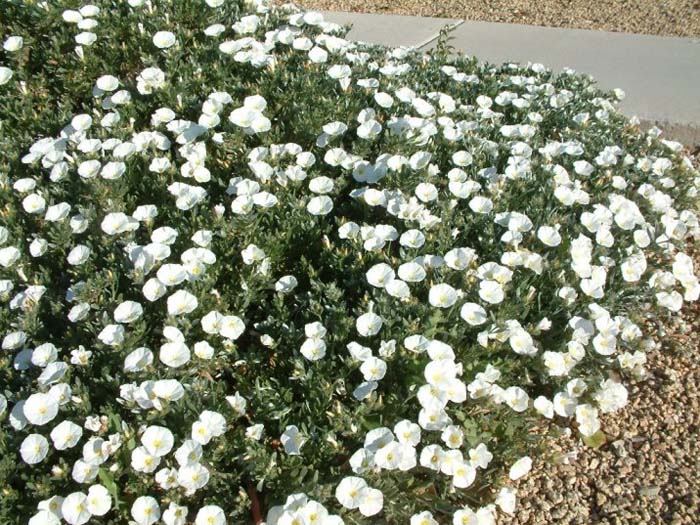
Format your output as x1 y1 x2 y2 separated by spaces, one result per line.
1 1 698 524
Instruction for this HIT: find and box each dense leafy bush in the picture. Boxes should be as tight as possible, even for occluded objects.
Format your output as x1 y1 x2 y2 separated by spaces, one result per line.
1 1 699 524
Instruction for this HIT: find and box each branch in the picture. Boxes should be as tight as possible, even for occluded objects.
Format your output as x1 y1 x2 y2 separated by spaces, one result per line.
247 483 263 525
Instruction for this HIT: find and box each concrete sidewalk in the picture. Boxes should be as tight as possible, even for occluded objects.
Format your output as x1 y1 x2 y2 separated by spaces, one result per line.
322 11 700 147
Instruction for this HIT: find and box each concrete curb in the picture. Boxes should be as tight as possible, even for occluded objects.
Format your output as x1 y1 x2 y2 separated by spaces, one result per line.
320 11 462 49
322 11 700 148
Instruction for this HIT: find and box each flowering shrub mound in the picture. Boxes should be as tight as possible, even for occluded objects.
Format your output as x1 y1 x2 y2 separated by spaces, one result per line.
1 1 699 524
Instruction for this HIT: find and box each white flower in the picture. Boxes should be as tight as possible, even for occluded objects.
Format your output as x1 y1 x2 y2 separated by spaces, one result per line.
156 468 178 490
98 324 125 346
452 150 473 166
508 456 532 480
592 333 617 356
101 161 126 179
101 212 138 235
80 5 100 17
75 32 97 46
308 177 334 196
31 343 58 367
157 264 188 286
175 440 203 466
429 283 458 308
573 160 594 176
66 245 91 265
124 347 153 372
398 262 426 282
366 263 395 288
250 117 271 134
534 396 554 418
509 329 537 355
71 459 97 483
275 275 298 293
45 202 71 221
62 493 91 525
300 338 327 361
23 193 46 214
338 222 360 239
160 342 190 368
153 380 185 403
167 290 198 316
364 188 387 207
358 488 383 517
468 443 493 469
194 341 215 359
178 463 210 492
96 75 119 92
495 487 517 515
386 279 410 299
3 36 23 52
592 379 628 413
51 420 83 450
575 404 601 437
537 225 562 247
68 303 91 322
86 484 112 516
395 420 421 446
460 303 487 325
246 424 264 441
142 425 174 457
24 392 59 425
163 503 189 525
328 64 351 79
143 278 167 301
656 291 683 312
503 386 530 412
114 300 143 323
137 67 166 94
195 506 226 525
469 196 493 214
225 392 248 416
335 476 368 509
307 195 333 215
400 230 426 248
478 280 504 304
444 248 476 270
241 244 265 264
201 311 223 334
452 461 476 488
442 425 464 449
415 182 438 202
357 120 382 140
229 107 260 128
356 312 383 337
30 239 49 257
131 496 160 525
20 434 49 464
153 31 176 49
219 315 245 339
280 425 306 455
29 511 60 525
374 91 394 108
360 357 387 381
0 246 20 267
0 66 13 85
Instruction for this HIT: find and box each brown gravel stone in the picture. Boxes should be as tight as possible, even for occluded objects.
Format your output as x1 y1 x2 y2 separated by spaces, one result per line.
283 0 700 38
495 288 700 525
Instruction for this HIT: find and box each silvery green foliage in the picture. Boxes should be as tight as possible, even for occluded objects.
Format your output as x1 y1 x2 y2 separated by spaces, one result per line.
0 1 699 524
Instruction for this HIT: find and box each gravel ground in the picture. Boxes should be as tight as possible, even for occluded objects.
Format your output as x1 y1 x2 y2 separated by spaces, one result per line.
285 0 700 38
500 293 700 524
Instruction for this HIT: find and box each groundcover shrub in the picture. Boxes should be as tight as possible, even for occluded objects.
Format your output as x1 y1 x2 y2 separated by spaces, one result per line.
1 1 699 524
